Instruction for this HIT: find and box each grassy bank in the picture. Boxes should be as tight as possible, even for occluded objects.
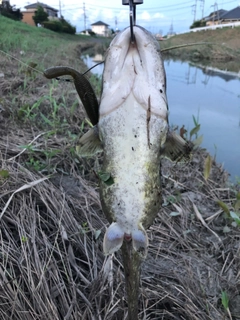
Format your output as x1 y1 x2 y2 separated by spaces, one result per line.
1 16 240 320
160 26 240 72
0 15 109 74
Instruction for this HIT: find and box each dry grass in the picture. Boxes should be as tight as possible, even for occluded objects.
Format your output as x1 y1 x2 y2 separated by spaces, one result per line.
1 121 240 319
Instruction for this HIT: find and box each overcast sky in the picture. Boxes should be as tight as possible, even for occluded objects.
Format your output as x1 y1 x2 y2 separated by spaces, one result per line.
12 0 240 34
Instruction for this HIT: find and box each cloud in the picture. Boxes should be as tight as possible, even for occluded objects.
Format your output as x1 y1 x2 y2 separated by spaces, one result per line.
153 12 165 19
71 9 84 22
101 8 115 20
140 11 151 21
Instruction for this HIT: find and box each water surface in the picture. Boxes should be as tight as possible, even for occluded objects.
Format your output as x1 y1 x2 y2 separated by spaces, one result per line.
165 60 240 180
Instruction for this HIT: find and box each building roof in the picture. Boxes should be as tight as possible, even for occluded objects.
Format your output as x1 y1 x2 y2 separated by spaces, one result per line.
91 20 109 26
204 9 227 21
220 6 240 20
24 2 58 12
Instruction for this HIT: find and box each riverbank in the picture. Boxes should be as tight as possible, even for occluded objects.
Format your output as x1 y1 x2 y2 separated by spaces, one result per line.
160 26 240 72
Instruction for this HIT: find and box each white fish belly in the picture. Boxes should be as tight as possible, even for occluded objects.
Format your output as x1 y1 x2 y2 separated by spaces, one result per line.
98 92 168 234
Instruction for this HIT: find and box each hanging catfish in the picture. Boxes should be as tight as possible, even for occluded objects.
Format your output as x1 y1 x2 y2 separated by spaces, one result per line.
44 26 192 258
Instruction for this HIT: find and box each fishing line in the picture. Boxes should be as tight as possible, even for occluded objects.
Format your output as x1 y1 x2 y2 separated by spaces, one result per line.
0 49 43 75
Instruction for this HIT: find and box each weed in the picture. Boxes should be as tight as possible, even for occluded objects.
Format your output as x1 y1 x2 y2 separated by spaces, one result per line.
18 97 45 121
217 191 240 227
221 291 232 320
25 156 46 172
21 236 28 243
88 73 102 98
163 192 182 207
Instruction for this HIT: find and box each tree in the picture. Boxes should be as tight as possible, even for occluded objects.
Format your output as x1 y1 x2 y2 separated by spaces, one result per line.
0 1 23 21
33 6 48 26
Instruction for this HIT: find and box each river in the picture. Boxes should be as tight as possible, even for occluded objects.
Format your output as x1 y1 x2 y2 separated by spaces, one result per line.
83 54 240 181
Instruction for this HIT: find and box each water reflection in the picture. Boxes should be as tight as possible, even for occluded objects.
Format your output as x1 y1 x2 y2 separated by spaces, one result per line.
165 60 240 180
82 54 104 75
83 56 240 180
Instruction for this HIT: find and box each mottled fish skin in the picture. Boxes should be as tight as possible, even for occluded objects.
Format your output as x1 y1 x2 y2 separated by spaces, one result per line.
98 26 169 257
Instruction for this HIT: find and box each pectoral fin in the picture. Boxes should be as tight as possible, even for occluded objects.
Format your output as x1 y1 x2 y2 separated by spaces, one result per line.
76 126 103 157
103 223 124 255
161 130 193 162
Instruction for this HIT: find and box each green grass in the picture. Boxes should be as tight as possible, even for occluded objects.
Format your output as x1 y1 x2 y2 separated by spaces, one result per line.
0 15 85 53
0 15 101 73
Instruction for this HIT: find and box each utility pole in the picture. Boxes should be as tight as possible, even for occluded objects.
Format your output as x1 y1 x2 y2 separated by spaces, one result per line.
59 0 62 18
168 21 174 36
199 0 205 19
83 2 87 31
211 2 218 25
115 16 118 31
192 0 197 22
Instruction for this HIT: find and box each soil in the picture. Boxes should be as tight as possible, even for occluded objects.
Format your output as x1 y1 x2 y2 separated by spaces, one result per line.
0 29 240 320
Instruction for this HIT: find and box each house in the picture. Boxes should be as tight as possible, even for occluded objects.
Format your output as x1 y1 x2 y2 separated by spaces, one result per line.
205 9 227 26
220 6 240 24
22 2 58 27
91 21 110 37
205 6 240 26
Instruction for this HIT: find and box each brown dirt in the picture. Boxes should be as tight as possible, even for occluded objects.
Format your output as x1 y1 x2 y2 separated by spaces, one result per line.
0 35 240 320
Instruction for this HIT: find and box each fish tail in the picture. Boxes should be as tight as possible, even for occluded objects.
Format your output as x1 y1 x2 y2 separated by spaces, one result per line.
103 223 149 258
132 225 149 258
103 222 124 255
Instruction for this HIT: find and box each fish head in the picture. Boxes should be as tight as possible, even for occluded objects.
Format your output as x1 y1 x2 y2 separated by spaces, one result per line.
99 26 168 123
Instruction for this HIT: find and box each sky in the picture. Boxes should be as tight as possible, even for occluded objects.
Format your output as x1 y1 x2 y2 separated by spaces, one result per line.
11 0 240 34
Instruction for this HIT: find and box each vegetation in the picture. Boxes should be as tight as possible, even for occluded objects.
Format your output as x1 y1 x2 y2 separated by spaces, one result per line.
43 17 76 34
32 5 49 25
0 1 22 20
32 5 76 34
0 16 240 319
190 19 207 29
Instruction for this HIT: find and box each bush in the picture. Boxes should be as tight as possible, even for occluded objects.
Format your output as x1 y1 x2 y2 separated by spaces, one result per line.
43 20 63 32
42 18 76 34
60 18 76 34
0 2 22 21
62 25 76 34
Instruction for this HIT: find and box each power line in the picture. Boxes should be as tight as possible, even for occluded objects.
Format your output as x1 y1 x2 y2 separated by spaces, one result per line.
62 4 193 14
61 1 194 11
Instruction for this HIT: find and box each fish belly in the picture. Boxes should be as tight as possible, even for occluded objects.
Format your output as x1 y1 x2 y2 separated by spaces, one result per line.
98 92 168 255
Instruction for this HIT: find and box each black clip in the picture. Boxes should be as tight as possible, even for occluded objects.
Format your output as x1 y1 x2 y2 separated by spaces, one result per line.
122 0 143 43
129 0 135 43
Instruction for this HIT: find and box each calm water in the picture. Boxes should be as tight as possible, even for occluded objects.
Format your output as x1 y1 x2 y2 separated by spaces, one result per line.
165 60 240 181
83 55 240 180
